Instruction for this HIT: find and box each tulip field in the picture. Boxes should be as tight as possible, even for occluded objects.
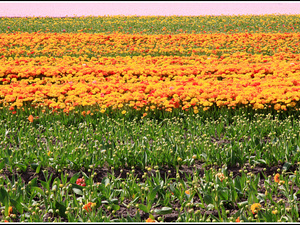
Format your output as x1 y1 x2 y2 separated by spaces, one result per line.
2 14 300 222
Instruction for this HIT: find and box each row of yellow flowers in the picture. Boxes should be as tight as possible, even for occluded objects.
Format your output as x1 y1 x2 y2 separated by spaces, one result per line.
1 53 300 113
0 32 300 57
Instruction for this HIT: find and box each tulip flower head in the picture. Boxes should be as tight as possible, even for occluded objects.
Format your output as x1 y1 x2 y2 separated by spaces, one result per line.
274 173 280 183
250 203 261 214
216 172 225 182
28 115 34 123
8 206 13 216
76 178 86 187
146 218 157 223
83 202 96 212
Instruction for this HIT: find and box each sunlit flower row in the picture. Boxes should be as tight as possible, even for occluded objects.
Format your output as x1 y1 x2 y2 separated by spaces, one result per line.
1 32 300 58
1 53 300 80
1 53 300 113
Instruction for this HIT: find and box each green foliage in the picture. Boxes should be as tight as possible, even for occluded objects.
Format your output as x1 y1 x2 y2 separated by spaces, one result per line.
1 14 300 34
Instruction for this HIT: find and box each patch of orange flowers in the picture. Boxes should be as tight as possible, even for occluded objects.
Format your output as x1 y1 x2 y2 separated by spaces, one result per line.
1 32 300 114
0 32 300 58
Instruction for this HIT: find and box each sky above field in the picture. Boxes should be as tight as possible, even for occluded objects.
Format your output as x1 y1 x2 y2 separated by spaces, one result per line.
0 1 300 17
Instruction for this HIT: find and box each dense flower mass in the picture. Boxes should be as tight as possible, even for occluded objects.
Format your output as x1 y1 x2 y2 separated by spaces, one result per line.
1 53 300 114
0 32 300 58
1 16 300 114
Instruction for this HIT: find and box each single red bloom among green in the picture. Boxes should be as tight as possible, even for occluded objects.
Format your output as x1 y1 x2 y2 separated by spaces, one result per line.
76 178 86 187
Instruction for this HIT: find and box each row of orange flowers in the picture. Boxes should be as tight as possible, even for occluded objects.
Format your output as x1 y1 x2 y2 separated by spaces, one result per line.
0 32 300 58
1 52 300 80
1 53 300 113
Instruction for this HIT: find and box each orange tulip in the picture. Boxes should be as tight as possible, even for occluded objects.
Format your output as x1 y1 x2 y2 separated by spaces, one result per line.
83 202 95 212
28 115 34 123
146 218 157 223
8 206 12 216
250 203 261 214
274 173 280 183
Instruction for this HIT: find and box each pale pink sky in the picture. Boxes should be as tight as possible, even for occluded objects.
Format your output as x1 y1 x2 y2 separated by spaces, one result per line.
0 1 300 17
